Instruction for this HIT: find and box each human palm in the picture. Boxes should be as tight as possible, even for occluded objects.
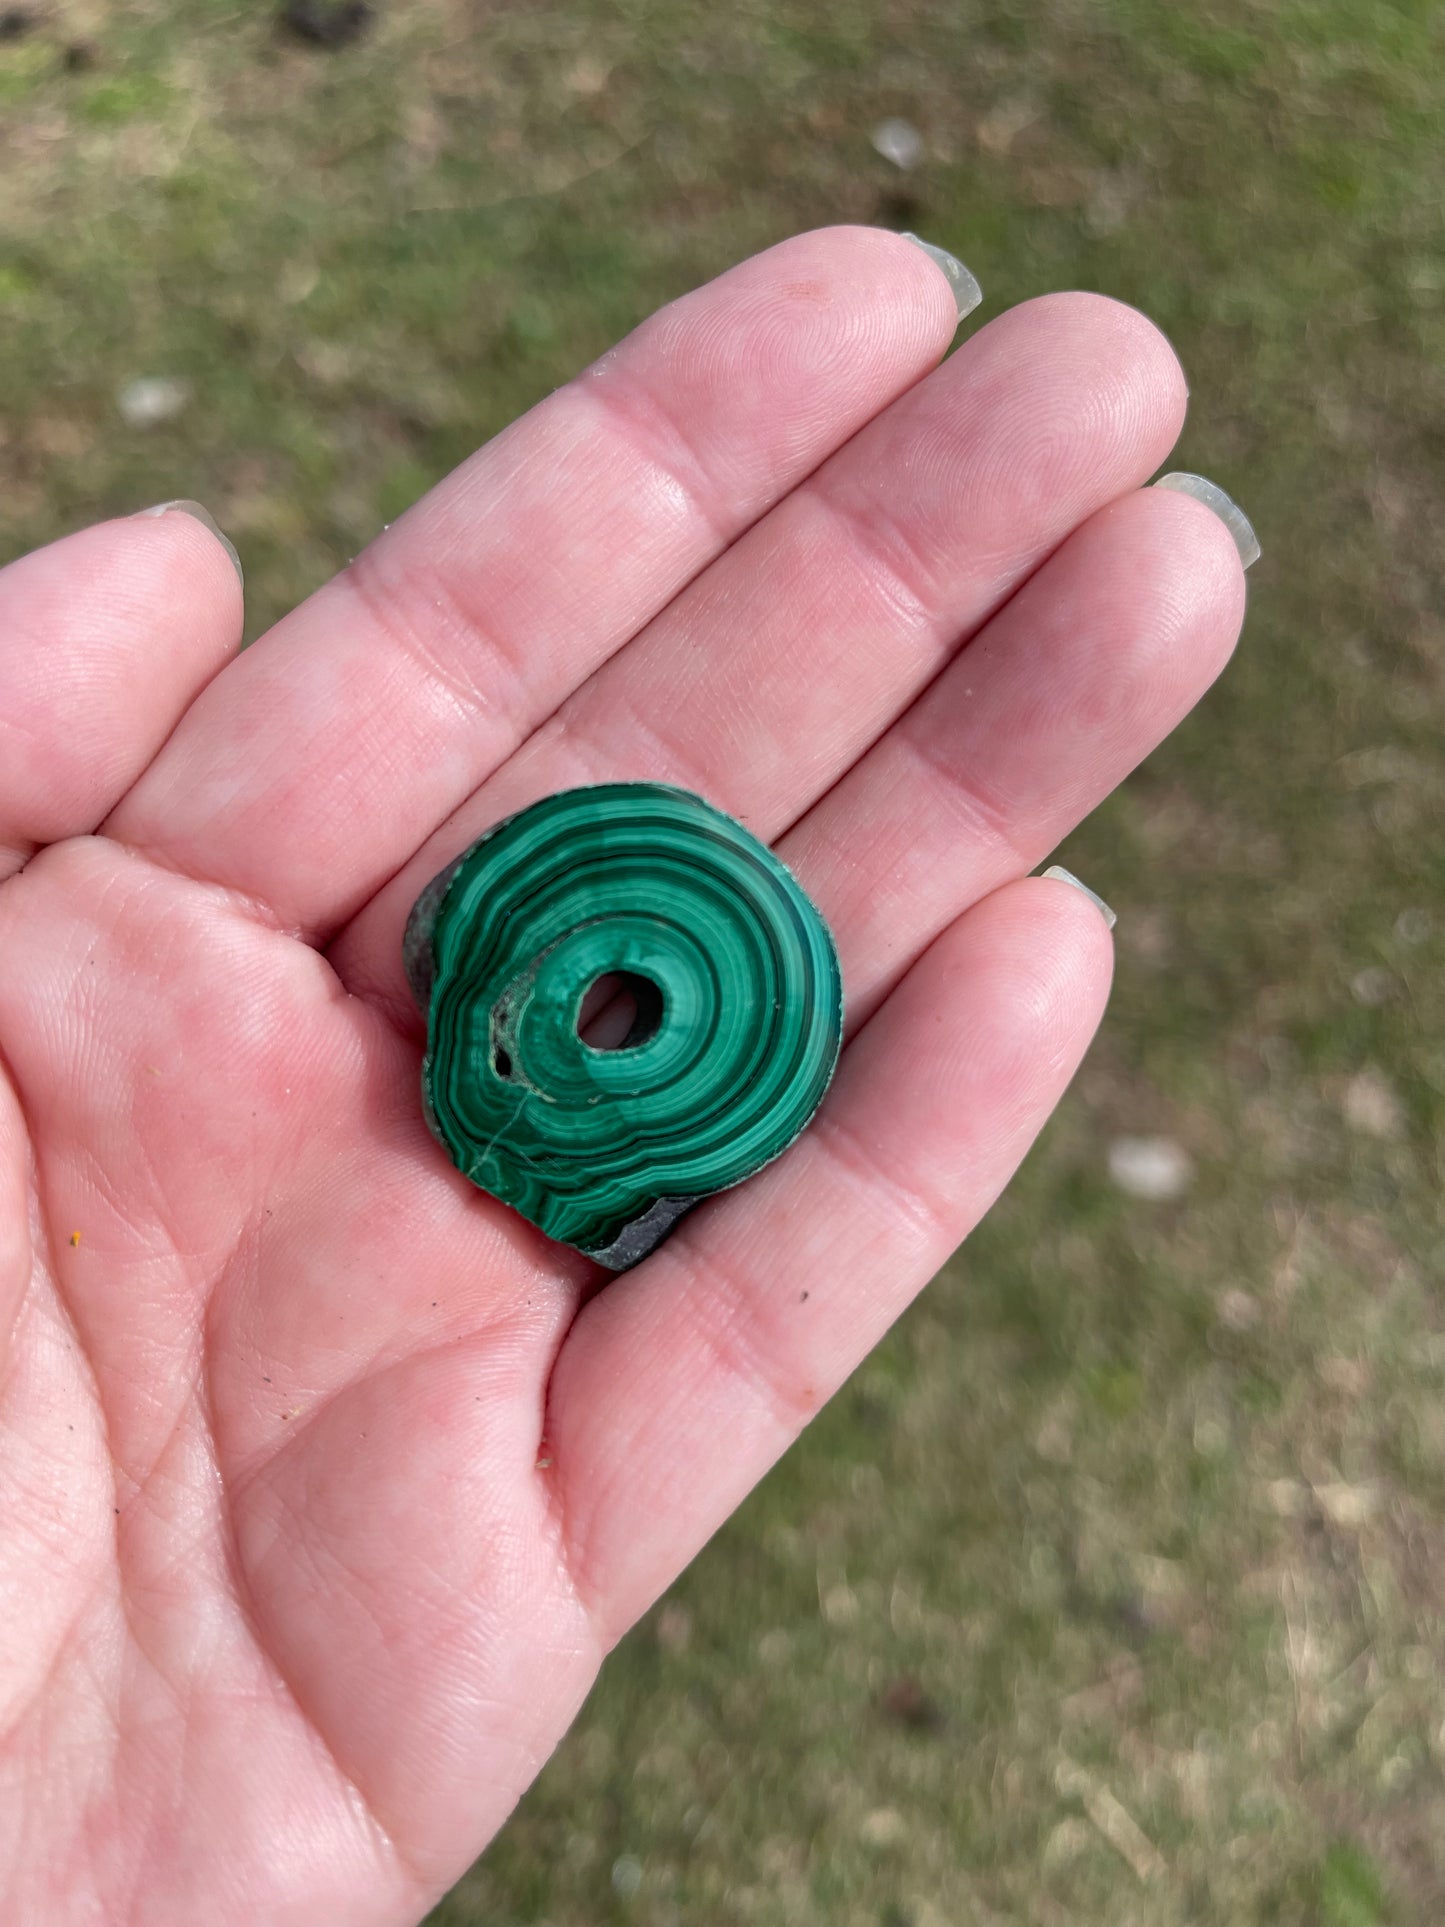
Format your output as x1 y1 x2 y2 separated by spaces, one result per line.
0 229 1247 1924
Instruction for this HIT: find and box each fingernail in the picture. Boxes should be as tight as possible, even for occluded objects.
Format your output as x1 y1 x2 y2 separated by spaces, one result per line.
1041 865 1117 931
137 499 243 588
1152 472 1260 570
898 232 983 322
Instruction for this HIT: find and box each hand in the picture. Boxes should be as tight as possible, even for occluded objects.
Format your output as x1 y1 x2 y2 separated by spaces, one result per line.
0 229 1246 1925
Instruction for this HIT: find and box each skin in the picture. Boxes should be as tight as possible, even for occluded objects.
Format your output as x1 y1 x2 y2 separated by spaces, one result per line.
0 228 1246 1925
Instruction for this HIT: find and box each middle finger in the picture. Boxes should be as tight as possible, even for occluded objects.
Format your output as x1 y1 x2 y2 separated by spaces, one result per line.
333 292 1186 1019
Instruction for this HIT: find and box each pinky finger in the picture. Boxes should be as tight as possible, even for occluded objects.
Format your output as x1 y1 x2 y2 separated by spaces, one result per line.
547 874 1115 1640
0 504 243 879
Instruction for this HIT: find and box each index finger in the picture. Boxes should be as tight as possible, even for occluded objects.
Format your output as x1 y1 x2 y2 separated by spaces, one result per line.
107 228 969 935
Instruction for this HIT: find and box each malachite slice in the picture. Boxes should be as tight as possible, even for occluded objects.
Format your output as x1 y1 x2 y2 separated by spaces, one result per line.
403 783 843 1269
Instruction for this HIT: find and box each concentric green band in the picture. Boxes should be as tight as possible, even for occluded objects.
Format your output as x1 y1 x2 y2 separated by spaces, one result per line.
404 784 843 1268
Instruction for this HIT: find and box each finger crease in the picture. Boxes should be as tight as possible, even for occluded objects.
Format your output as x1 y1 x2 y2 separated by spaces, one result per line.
815 1108 951 1253
898 718 1030 876
341 552 531 742
668 1233 829 1442
577 375 736 556
557 676 731 806
807 481 943 636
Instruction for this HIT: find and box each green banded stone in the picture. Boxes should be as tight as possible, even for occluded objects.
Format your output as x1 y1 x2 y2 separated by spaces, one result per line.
404 784 843 1269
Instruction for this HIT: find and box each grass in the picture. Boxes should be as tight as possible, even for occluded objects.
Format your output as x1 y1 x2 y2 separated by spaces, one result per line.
4 0 1444 1919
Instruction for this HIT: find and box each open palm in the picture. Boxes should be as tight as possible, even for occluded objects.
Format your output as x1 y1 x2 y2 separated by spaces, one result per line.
0 229 1247 1924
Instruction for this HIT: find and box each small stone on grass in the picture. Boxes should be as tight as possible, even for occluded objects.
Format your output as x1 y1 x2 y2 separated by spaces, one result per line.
870 117 925 169
1343 1066 1404 1139
117 377 191 427
1107 1135 1193 1200
610 1854 642 1900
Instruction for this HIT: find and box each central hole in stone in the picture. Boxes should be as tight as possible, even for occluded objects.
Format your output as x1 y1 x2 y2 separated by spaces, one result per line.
577 971 664 1052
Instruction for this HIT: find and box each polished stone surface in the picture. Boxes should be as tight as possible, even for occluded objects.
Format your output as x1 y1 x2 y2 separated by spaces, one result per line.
405 783 843 1268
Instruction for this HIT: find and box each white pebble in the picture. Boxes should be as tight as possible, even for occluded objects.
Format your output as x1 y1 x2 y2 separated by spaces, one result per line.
1394 907 1430 945
870 116 925 170
1216 1288 1260 1332
610 1855 643 1900
117 376 191 427
861 1807 908 1848
1107 1135 1193 1200
1343 1066 1404 1139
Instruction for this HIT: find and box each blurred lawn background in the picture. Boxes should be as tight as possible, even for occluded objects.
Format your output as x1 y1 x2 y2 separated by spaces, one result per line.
3 1 1443 1920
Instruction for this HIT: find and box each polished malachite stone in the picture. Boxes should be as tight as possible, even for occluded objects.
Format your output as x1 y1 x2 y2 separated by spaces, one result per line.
404 784 843 1269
